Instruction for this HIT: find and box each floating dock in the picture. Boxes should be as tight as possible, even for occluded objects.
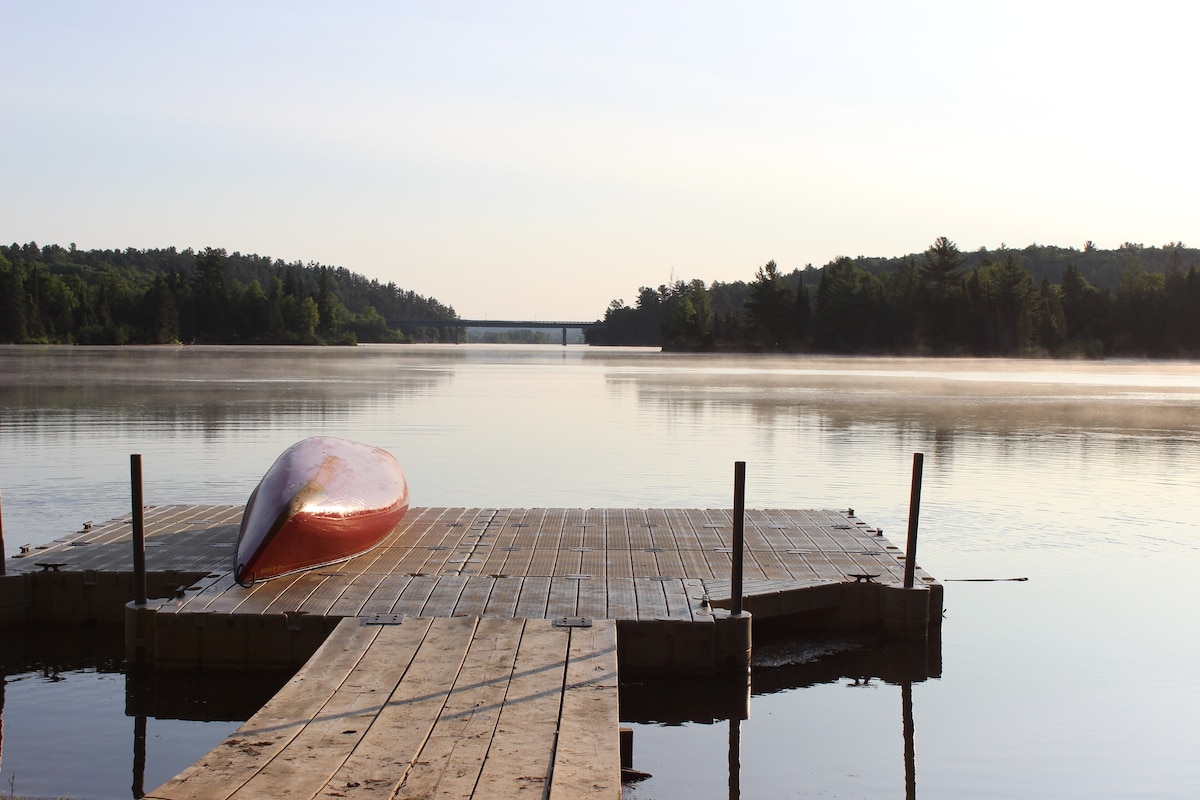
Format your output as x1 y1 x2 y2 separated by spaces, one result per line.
1 505 942 798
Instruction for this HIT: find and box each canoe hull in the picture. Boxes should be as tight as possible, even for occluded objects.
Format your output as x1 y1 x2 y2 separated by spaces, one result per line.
233 437 410 584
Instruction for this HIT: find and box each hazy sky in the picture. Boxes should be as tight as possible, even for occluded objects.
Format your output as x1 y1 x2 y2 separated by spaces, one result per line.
3 1 1197 320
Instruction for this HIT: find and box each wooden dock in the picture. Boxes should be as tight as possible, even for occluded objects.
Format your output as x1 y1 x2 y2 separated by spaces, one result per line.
3 505 941 674
2 505 941 799
146 615 620 800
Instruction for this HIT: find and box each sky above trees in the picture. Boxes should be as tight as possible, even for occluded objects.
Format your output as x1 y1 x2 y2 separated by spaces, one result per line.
3 1 1196 320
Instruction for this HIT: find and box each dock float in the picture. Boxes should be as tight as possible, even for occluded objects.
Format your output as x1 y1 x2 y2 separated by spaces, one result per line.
146 614 620 800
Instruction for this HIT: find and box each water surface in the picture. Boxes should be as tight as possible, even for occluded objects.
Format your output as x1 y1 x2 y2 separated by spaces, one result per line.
2 345 1199 798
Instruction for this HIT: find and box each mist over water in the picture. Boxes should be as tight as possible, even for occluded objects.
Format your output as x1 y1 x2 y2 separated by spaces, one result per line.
2 345 1199 798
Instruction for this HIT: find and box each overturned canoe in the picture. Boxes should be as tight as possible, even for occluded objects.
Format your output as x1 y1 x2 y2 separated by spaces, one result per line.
233 436 410 585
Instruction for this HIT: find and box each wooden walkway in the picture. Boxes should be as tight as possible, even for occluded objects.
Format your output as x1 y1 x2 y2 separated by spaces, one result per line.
146 615 620 800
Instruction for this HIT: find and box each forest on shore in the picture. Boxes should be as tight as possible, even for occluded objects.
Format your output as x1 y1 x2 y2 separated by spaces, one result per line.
585 239 1200 358
4 238 1199 357
0 243 458 345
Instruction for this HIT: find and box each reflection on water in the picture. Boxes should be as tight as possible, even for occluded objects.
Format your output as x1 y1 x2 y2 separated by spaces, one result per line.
2 345 456 433
622 635 941 800
3 346 1200 798
0 625 292 800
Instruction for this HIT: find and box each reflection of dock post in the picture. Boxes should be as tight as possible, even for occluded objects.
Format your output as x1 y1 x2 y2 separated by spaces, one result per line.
723 461 750 800
728 716 741 800
902 681 916 800
1 485 7 574
132 714 147 799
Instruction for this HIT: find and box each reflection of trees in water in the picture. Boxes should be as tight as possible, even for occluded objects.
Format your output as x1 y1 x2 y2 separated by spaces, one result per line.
620 371 1200 441
2 347 456 434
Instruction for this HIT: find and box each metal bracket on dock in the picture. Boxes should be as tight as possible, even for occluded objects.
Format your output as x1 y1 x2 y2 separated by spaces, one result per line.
847 573 880 583
362 613 405 626
553 616 592 628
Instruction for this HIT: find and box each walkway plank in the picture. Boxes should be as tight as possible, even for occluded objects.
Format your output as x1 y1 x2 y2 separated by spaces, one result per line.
549 620 621 800
472 619 570 798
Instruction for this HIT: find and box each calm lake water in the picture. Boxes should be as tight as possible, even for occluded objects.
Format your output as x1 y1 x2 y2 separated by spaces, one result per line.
2 344 1199 798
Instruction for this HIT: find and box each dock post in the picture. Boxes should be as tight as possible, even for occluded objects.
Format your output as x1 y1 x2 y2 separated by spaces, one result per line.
133 714 147 799
903 453 924 589
715 461 752 674
902 681 916 800
732 461 745 616
0 485 6 574
131 454 147 605
883 452 930 639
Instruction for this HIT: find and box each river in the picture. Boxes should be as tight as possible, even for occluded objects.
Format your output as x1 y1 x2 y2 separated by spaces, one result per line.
2 344 1199 798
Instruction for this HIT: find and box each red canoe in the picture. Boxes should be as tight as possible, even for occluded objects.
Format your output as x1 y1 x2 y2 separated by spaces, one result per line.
233 436 410 585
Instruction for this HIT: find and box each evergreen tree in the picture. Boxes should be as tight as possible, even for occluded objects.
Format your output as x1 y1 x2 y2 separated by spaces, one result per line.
745 260 794 349
194 247 229 341
0 255 28 342
917 237 967 352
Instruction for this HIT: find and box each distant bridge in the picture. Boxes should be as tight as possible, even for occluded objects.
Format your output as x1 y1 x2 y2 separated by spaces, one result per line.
388 318 599 345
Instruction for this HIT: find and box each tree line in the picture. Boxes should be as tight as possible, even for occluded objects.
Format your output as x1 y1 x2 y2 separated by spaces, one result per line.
585 238 1200 358
0 242 459 345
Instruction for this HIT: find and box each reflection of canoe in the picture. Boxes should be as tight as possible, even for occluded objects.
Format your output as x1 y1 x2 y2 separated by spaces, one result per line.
233 436 410 585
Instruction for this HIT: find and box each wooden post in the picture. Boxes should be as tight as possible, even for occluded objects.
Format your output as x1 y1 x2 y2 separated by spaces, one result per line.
903 453 924 589
132 714 147 799
732 461 746 616
728 717 742 800
0 485 6 575
131 454 147 605
902 681 916 800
